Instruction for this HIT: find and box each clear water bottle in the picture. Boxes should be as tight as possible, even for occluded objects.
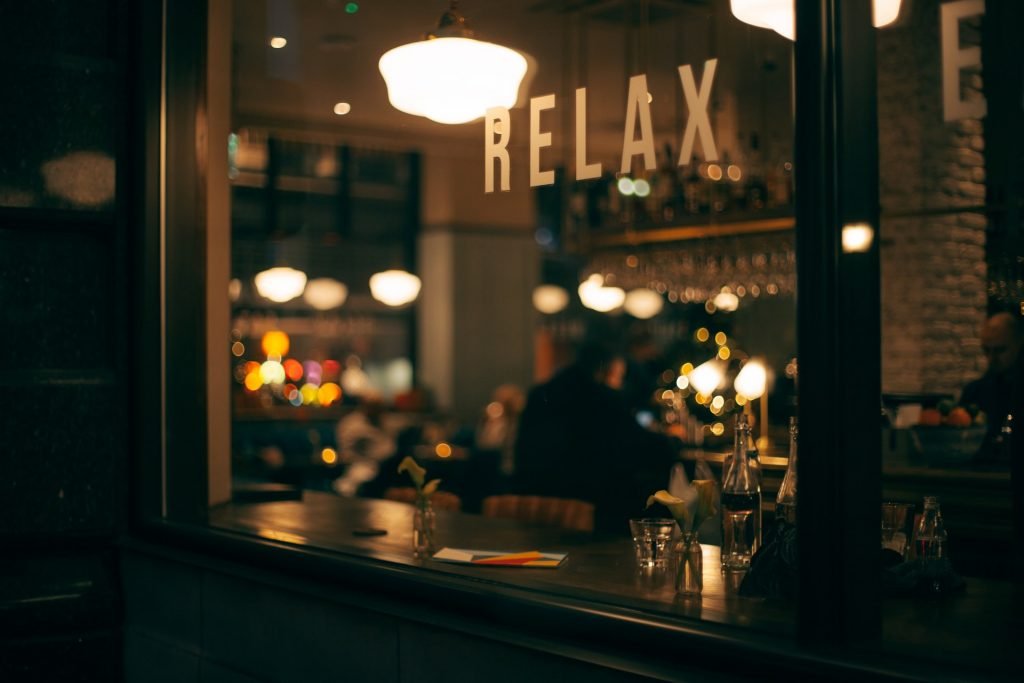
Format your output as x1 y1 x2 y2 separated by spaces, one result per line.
775 417 798 525
721 414 762 570
914 496 948 592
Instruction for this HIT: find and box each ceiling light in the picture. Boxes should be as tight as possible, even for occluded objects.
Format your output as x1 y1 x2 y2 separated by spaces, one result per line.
378 2 528 124
578 274 625 313
623 289 663 319
254 266 307 303
532 285 569 314
842 222 874 253
333 102 351 115
730 0 902 41
369 269 421 306
269 36 287 49
688 359 725 396
304 278 349 310
713 289 740 312
734 360 768 400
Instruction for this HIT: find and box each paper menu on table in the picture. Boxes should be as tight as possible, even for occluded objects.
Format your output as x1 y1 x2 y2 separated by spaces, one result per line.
431 547 567 568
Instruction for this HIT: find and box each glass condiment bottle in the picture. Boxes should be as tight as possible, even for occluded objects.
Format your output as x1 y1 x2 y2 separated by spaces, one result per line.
914 496 948 592
721 414 762 570
775 417 798 525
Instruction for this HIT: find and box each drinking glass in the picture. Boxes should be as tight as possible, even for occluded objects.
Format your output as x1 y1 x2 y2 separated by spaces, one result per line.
629 518 677 569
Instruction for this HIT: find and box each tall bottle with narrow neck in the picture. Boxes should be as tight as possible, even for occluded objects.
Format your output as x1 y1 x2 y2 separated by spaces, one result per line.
775 417 798 525
721 414 762 570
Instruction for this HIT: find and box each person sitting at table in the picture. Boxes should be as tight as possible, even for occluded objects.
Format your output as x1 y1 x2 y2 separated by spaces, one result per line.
961 311 1022 461
332 393 397 497
513 340 679 536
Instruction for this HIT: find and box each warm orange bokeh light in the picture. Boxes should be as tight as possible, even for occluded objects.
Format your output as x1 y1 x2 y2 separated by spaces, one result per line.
244 371 263 392
435 442 453 458
261 330 290 357
283 358 303 382
317 382 342 406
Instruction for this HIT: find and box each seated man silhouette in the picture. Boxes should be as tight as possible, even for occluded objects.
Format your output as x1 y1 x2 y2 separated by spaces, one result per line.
514 340 678 535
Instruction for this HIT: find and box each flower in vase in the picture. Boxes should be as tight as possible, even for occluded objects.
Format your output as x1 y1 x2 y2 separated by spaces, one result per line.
398 455 441 503
647 480 717 533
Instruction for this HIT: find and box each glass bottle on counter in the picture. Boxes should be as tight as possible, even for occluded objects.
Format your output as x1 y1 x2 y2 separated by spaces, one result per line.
914 496 948 592
775 417 798 525
721 413 762 570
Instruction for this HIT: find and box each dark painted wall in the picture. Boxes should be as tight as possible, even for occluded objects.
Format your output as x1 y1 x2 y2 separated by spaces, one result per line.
0 1 130 680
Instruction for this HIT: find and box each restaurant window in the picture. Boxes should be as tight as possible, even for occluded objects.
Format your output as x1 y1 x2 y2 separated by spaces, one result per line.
168 0 802 637
150 0 1020 671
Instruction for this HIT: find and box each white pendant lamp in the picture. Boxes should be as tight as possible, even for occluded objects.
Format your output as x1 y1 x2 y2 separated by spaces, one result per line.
730 0 902 41
532 285 569 314
254 266 307 303
734 360 768 401
623 288 664 319
578 274 625 313
688 359 726 396
378 2 528 124
303 278 349 310
369 269 422 307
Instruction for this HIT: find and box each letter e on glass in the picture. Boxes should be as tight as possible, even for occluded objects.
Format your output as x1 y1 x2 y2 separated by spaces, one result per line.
530 94 556 187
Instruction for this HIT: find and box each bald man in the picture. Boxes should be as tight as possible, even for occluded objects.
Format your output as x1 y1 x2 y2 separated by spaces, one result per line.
961 312 1022 458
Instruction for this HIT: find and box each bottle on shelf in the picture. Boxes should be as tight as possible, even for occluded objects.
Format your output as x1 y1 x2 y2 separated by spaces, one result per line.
775 417 798 525
721 413 762 570
743 133 768 211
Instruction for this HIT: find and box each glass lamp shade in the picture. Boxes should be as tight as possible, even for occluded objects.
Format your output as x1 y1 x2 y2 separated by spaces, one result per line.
254 266 307 303
303 278 348 310
623 288 664 319
578 274 625 313
730 0 902 40
379 37 528 124
734 360 768 400
688 359 726 396
532 285 569 314
369 269 422 307
713 289 740 312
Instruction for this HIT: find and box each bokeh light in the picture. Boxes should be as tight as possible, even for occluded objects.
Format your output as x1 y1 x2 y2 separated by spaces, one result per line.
260 360 285 384
321 447 338 465
261 330 290 357
695 328 710 343
283 358 303 382
435 442 453 458
317 382 342 406
300 383 320 405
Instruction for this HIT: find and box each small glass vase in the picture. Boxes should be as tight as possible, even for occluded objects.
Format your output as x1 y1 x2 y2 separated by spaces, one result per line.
675 531 703 595
413 499 437 558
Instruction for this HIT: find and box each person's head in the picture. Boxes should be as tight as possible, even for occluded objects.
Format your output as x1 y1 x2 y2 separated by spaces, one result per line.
575 340 626 389
980 312 1022 376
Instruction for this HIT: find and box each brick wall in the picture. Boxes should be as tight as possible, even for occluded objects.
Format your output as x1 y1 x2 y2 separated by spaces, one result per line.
877 0 988 396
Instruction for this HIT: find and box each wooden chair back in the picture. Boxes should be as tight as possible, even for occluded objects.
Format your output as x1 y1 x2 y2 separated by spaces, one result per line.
481 495 595 533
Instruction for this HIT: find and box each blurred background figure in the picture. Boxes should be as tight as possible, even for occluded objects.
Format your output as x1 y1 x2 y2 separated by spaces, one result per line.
332 393 397 497
961 311 1022 459
514 340 678 536
476 384 526 477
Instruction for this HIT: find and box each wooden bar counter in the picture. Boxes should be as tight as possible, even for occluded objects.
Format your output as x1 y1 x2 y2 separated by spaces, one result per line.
115 492 1017 681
